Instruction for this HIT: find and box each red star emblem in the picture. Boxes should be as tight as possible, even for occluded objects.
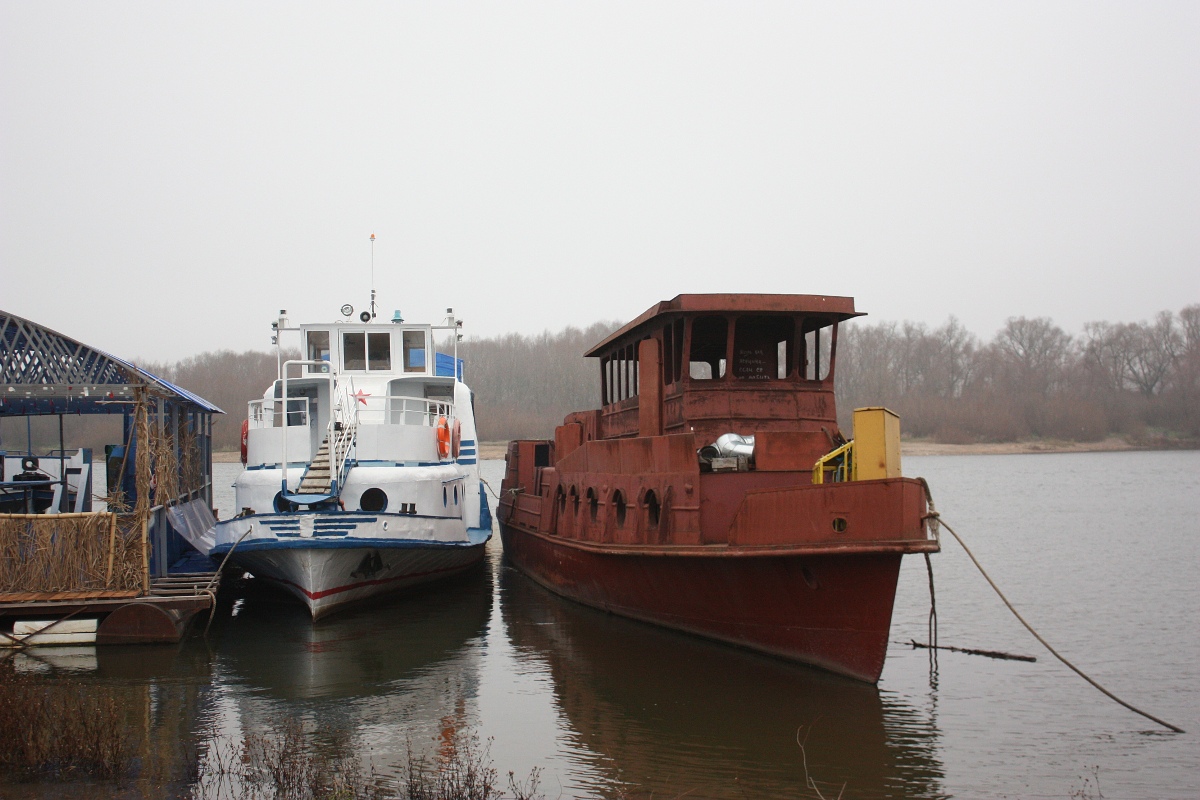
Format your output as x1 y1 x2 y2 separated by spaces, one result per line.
354 390 371 405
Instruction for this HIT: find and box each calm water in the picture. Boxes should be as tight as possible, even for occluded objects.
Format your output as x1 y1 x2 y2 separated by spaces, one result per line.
6 451 1199 798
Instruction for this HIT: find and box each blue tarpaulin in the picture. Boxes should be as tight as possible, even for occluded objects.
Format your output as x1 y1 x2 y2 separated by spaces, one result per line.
435 352 464 380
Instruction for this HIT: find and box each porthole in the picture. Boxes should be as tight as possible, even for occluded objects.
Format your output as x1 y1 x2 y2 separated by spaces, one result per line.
832 517 848 533
613 490 626 527
360 488 388 513
453 485 459 504
443 486 448 507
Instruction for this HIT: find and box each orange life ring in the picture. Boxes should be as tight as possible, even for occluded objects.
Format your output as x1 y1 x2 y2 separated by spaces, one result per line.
436 416 451 459
240 419 249 466
451 419 462 459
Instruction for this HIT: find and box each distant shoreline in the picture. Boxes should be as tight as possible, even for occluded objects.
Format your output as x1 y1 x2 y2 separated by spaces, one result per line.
899 436 1197 456
212 436 1195 463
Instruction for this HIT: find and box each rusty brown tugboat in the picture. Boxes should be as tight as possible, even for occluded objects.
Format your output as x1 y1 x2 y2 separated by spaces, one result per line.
499 294 940 683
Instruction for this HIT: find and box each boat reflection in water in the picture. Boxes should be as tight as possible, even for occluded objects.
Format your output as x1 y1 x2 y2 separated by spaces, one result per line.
209 567 492 771
500 563 945 799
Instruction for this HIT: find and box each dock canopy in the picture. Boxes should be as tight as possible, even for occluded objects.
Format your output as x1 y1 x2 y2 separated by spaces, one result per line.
0 310 222 416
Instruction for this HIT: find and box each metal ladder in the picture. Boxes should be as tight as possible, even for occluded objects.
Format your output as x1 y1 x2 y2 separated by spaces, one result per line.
297 422 356 496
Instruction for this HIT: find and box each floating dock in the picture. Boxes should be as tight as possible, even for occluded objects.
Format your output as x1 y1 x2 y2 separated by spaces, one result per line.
1 309 224 647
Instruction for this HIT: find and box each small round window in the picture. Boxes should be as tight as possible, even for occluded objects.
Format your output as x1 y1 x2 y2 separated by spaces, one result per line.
360 488 388 513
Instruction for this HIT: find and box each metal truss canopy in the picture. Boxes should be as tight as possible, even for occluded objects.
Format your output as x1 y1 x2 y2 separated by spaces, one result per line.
0 310 222 416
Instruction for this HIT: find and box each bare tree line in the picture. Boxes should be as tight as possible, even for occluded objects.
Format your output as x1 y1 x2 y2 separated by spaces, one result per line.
836 306 1200 442
456 321 621 441
12 309 1192 456
138 349 297 451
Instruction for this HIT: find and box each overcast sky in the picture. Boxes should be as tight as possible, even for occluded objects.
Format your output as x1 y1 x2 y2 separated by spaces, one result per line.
2 2 1197 363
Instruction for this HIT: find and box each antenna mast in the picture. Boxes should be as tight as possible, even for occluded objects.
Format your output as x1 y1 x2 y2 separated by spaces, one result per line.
369 233 377 319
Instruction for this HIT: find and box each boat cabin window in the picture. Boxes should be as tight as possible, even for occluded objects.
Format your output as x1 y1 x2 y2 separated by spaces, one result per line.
403 330 427 373
306 330 331 373
602 342 639 405
802 320 834 381
689 316 727 380
733 316 794 380
341 331 392 372
368 333 391 370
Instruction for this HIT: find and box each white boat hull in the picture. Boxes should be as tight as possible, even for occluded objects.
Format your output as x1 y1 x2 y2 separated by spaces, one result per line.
210 512 490 618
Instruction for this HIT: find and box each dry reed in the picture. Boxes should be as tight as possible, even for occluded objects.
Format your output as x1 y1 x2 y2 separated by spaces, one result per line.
0 512 142 596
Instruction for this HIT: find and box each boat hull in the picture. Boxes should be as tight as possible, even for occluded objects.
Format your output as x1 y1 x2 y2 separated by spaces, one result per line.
224 539 486 619
209 509 491 619
500 524 905 683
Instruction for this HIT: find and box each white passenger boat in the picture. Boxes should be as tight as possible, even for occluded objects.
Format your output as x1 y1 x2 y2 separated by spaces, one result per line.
205 305 491 618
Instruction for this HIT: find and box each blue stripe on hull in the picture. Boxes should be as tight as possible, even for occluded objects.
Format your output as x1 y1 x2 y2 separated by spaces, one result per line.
211 537 485 555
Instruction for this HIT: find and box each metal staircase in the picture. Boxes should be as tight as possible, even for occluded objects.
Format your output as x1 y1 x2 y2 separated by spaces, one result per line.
297 422 356 496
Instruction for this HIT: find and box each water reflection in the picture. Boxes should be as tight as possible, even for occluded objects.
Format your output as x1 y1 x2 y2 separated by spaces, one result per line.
499 561 946 799
206 566 494 782
0 641 214 799
211 566 492 700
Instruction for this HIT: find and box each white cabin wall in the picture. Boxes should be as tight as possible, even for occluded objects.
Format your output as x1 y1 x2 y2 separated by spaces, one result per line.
247 427 312 466
355 425 437 463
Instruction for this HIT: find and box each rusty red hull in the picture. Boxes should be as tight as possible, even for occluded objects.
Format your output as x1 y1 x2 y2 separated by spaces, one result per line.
501 524 905 682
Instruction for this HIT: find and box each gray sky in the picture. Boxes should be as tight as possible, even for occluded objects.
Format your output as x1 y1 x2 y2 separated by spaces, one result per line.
3 2 1197 363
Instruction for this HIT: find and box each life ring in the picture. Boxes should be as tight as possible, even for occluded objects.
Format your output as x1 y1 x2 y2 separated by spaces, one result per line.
451 419 462 459
240 419 249 466
436 416 451 459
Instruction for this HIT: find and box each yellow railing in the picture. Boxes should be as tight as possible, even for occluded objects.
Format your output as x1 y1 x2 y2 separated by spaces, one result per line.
812 440 855 484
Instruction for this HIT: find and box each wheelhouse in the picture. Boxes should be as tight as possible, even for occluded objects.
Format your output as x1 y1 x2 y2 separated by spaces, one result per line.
583 294 861 443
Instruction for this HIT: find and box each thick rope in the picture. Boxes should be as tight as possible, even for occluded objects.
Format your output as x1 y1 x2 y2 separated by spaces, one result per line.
932 510 1183 733
480 478 504 502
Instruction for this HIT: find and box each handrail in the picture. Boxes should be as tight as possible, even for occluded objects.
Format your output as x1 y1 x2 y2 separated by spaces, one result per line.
327 383 358 496
354 394 455 426
281 360 336 496
812 440 855 484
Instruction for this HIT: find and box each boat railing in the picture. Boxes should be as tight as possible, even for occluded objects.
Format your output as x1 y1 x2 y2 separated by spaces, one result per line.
812 440 855 484
280 361 336 495
247 397 311 430
328 389 358 495
353 395 455 428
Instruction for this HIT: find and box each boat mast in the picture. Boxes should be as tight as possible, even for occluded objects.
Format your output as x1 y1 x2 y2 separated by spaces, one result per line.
369 233 377 320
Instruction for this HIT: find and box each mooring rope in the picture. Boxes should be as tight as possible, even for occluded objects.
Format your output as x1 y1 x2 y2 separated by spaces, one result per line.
201 524 256 638
921 494 1183 734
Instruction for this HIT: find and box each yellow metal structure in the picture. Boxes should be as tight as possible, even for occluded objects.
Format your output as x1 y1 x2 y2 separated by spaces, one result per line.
852 406 902 480
811 440 854 484
811 407 902 484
